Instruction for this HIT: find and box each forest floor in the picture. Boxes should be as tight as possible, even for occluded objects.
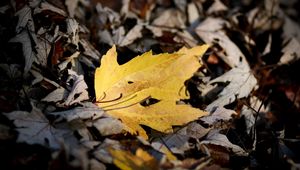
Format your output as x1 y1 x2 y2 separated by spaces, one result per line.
1 0 300 169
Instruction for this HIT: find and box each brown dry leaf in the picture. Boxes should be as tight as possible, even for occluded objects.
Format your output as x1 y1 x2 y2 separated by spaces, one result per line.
196 17 248 68
200 130 247 156
4 104 75 149
49 102 105 122
109 148 159 170
34 1 67 17
153 122 210 155
200 107 237 125
205 66 257 112
196 17 257 112
92 117 124 136
95 45 209 138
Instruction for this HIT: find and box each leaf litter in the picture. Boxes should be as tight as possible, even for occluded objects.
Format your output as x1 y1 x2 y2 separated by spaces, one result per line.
1 0 300 169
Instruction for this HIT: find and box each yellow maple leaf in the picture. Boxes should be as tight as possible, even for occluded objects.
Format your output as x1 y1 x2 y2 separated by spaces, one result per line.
95 45 209 138
109 148 159 170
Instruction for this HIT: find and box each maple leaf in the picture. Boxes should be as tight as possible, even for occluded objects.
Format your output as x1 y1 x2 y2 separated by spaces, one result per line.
95 45 209 138
4 105 75 149
195 17 258 112
205 66 257 112
109 148 159 170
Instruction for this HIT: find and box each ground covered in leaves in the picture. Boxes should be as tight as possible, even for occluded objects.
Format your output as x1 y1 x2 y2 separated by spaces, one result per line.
1 0 300 169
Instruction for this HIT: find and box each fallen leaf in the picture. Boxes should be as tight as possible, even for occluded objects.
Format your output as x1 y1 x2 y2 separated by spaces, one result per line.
35 36 51 67
200 107 237 125
66 18 80 47
42 87 68 103
283 13 300 42
240 96 267 136
15 5 35 33
30 69 44 85
205 66 257 112
60 70 89 106
151 141 177 160
98 29 114 45
111 23 143 47
152 9 186 29
109 148 159 170
196 17 248 68
34 1 67 17
187 2 199 24
50 102 105 122
196 17 258 111
135 136 177 161
118 24 143 47
127 0 155 19
4 104 75 149
206 0 228 14
147 9 186 39
153 133 189 155
65 0 79 18
42 69 88 106
200 130 247 156
153 122 210 155
93 117 124 136
79 39 101 61
9 30 36 73
93 139 122 164
174 0 187 12
173 30 198 47
95 45 209 138
95 3 121 26
57 51 81 71
186 122 210 139
89 158 106 170
279 38 300 64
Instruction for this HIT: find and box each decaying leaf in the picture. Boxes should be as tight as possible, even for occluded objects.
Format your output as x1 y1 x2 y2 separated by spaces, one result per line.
92 117 124 136
200 130 247 156
196 17 248 68
50 102 105 122
201 107 237 125
45 70 89 107
95 45 209 138
146 8 187 40
153 122 210 155
42 87 68 103
109 148 159 170
15 5 35 33
205 66 257 112
66 18 80 47
196 17 257 111
113 24 143 47
4 104 75 149
34 1 67 17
